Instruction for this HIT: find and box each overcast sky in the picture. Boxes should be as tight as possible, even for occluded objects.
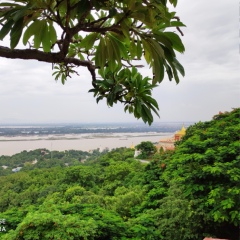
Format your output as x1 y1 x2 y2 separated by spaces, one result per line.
0 0 239 124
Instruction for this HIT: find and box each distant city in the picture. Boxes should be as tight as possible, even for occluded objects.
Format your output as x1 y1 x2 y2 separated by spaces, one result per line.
0 122 194 136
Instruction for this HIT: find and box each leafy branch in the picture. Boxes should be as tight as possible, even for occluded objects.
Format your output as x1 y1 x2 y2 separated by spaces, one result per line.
0 0 186 124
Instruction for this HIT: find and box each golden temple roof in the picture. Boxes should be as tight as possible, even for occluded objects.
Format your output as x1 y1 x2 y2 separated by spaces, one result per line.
175 125 186 136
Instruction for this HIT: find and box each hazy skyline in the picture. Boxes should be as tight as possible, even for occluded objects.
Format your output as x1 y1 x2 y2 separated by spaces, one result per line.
0 0 239 124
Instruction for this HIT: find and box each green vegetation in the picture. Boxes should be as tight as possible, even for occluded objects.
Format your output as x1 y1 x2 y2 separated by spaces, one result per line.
0 108 239 239
135 141 157 159
0 0 185 124
0 149 97 176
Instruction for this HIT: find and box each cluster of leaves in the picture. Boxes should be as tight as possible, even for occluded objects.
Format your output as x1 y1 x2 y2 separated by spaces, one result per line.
0 109 239 239
0 0 185 124
89 67 160 124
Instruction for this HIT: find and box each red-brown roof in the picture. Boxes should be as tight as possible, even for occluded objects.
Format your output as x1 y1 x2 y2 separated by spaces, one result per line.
203 238 229 240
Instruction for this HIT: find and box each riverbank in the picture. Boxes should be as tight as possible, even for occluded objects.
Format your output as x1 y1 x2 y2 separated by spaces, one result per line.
0 132 174 156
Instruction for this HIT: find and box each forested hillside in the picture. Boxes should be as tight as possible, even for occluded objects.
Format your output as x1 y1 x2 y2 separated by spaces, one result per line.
0 108 239 240
0 149 103 176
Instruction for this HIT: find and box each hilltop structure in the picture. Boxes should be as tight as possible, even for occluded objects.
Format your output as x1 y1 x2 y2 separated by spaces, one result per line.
174 125 186 141
130 125 187 155
156 125 186 151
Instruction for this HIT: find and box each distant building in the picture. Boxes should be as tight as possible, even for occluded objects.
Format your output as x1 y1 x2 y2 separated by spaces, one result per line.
41 150 49 155
174 125 186 141
157 137 175 151
134 149 141 158
131 125 187 156
156 125 186 151
12 167 22 173
32 159 38 164
129 143 141 158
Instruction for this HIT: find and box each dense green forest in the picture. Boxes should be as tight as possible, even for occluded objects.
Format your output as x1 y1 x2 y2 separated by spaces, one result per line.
0 108 239 240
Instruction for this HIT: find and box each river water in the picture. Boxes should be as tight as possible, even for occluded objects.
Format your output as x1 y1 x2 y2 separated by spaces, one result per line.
0 132 173 156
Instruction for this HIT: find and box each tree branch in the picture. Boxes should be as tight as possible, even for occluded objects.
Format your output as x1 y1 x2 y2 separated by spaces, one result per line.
0 46 96 81
173 16 184 36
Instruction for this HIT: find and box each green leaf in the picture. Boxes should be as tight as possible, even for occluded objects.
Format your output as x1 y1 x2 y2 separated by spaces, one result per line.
169 0 178 7
149 38 165 59
120 20 130 40
131 12 146 22
79 33 98 50
76 0 91 18
170 21 186 27
10 17 24 49
78 52 85 60
48 23 57 44
0 19 14 40
153 32 174 53
153 56 164 84
108 34 122 64
172 67 180 84
109 7 117 17
107 93 114 107
106 37 118 71
163 46 183 83
142 104 153 125
172 57 185 77
33 20 46 49
95 37 107 69
96 96 103 103
113 85 123 94
164 32 185 53
109 32 129 59
12 8 27 22
142 38 165 84
129 39 137 58
42 22 52 52
134 99 142 118
164 62 174 81
136 39 142 59
23 20 38 45
142 38 152 64
143 95 159 110
61 74 66 85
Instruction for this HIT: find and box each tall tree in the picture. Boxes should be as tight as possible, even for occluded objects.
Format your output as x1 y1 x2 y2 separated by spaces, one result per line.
136 141 157 159
0 0 185 124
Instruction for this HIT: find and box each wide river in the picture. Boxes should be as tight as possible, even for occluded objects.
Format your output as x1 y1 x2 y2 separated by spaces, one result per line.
0 132 173 156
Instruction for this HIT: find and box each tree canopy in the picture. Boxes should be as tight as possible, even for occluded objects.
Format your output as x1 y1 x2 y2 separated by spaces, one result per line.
0 0 185 124
136 141 156 159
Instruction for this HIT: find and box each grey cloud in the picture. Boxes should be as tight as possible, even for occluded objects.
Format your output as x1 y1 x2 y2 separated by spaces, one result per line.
0 0 239 123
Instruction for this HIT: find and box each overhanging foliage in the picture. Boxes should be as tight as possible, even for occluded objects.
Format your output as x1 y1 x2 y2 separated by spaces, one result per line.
0 0 185 124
